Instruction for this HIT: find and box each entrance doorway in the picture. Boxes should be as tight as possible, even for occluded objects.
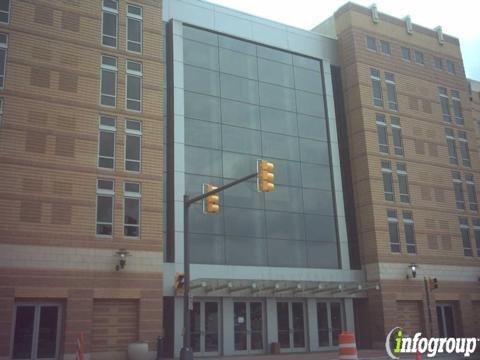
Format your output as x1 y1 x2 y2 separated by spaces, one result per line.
317 301 343 347
11 303 62 360
233 301 264 354
191 300 220 356
436 304 456 337
276 301 307 352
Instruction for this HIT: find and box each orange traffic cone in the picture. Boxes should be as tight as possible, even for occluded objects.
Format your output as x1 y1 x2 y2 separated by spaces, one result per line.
416 350 422 360
338 331 358 360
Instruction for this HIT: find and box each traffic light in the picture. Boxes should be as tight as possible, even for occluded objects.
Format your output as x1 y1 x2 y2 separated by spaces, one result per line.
257 160 275 192
174 272 185 293
203 184 220 214
428 277 439 290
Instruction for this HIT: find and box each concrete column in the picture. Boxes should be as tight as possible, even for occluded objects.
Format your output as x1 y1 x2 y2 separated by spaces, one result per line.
266 298 278 350
0 287 14 358
307 298 319 351
344 298 355 332
222 298 234 355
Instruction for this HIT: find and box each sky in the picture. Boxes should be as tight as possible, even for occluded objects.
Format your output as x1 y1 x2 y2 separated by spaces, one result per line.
206 0 480 80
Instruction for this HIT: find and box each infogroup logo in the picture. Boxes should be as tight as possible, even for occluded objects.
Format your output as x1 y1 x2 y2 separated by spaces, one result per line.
385 327 479 359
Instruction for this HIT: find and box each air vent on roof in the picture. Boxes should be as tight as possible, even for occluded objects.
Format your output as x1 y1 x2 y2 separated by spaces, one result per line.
370 4 379 23
404 15 413 34
434 26 444 45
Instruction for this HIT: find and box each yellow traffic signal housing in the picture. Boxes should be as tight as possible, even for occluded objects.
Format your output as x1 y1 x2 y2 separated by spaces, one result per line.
174 272 185 293
257 160 275 192
203 184 220 213
429 277 438 290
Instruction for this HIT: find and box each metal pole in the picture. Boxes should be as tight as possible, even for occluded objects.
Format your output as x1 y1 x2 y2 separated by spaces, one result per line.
424 277 433 336
180 195 193 360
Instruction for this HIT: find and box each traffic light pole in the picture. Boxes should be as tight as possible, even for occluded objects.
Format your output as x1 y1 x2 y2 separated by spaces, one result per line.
423 277 433 336
180 171 258 360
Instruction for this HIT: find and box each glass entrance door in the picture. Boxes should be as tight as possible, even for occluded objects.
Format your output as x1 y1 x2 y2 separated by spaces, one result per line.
317 301 343 348
12 303 62 360
191 300 220 356
276 301 306 352
436 304 456 337
233 301 264 354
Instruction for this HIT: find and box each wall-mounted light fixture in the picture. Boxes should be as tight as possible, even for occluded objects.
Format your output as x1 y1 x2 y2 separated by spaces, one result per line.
115 249 131 271
406 263 417 279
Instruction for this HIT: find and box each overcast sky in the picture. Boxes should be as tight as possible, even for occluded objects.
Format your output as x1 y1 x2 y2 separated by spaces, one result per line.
207 0 480 80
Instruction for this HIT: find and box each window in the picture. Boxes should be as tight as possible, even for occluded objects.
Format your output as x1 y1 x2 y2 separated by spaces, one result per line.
125 119 141 171
414 50 424 65
397 162 410 203
96 179 114 236
387 209 400 253
366 35 377 51
403 211 417 254
458 131 471 167
100 55 117 107
452 171 465 210
98 115 116 169
446 60 456 75
391 117 404 156
127 4 143 53
465 174 478 211
385 72 398 111
476 120 480 135
102 0 118 48
126 60 142 111
124 182 140 237
382 160 395 201
0 97 4 127
376 113 388 153
370 68 383 107
451 90 463 125
433 56 444 70
438 87 451 123
401 47 411 62
0 0 10 23
380 40 391 56
473 218 480 256
445 128 458 164
459 217 472 256
0 33 7 89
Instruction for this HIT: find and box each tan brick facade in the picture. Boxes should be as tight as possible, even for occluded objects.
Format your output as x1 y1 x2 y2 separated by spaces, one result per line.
0 0 164 358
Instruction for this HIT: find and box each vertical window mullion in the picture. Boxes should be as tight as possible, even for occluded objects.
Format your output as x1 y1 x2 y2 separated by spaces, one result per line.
124 182 141 237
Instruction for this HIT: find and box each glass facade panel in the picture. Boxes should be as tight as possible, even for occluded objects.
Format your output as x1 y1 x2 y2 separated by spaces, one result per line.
294 67 323 94
219 48 257 79
258 58 294 87
184 39 219 70
259 83 296 111
185 91 221 122
221 73 259 104
260 108 298 136
221 99 260 129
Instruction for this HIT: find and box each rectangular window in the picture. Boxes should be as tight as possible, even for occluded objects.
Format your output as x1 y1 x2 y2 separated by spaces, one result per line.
125 119 141 172
459 217 472 256
376 113 388 153
102 0 118 48
473 218 480 257
380 40 391 56
414 50 424 65
401 47 411 62
458 130 471 167
96 179 114 236
445 128 458 164
438 87 451 123
124 182 140 237
403 211 417 254
391 117 404 156
370 68 383 107
451 90 464 125
465 173 478 211
98 115 116 169
0 33 8 89
452 171 465 210
126 60 142 111
382 160 395 201
397 162 410 203
366 35 377 51
387 209 400 253
100 55 117 107
385 72 398 111
0 0 10 23
433 56 444 70
127 4 143 53
446 60 456 75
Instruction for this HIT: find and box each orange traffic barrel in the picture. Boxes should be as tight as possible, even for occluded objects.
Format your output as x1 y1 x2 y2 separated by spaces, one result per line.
338 331 358 360
416 351 422 360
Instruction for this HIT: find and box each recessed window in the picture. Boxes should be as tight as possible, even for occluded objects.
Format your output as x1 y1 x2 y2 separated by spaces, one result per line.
366 35 377 52
370 68 383 107
414 50 424 65
380 40 391 56
125 119 141 172
433 56 444 70
0 0 10 23
100 55 117 107
0 33 8 89
96 179 114 236
124 182 140 237
473 218 480 257
98 115 116 169
381 160 395 201
451 90 464 126
459 217 472 256
458 130 471 167
387 209 400 253
401 47 411 62
438 87 451 123
396 162 410 203
102 0 118 48
403 211 416 254
391 117 404 156
385 72 398 112
465 173 478 211
127 4 143 53
126 60 142 111
445 128 458 164
452 171 465 210
376 113 388 153
446 60 456 75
